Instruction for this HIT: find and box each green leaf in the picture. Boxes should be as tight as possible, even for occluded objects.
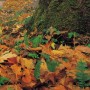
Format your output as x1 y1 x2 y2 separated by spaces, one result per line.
41 53 50 61
42 53 59 72
24 33 29 47
7 87 14 90
68 32 79 38
15 40 23 46
28 53 39 58
62 57 69 62
23 16 32 25
87 44 90 48
30 35 43 48
34 60 42 79
46 60 59 72
76 61 87 71
0 76 9 86
68 32 74 38
76 61 90 88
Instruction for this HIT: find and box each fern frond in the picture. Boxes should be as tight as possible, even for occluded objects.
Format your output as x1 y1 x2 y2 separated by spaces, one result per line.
34 60 42 79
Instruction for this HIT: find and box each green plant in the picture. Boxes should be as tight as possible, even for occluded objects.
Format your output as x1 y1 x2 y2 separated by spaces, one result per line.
0 39 3 44
68 32 79 47
14 46 22 53
15 40 23 46
42 53 59 72
87 44 90 48
28 53 39 59
30 35 43 48
24 33 29 47
68 32 79 39
14 40 23 53
62 57 69 62
0 76 9 86
7 86 14 90
23 16 32 25
76 61 90 88
34 60 42 79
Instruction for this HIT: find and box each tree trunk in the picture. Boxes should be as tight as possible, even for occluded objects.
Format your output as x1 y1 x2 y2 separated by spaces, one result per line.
27 0 90 35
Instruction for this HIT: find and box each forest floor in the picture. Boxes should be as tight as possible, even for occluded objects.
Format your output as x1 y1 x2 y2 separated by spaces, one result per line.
0 0 90 90
0 26 90 90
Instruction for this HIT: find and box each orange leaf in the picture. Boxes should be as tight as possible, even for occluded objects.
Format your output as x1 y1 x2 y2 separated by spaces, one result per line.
11 64 22 76
22 75 32 83
53 85 66 90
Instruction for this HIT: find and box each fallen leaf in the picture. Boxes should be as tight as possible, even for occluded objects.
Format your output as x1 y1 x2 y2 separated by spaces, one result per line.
53 85 66 90
75 46 90 53
22 75 32 83
11 64 22 76
0 52 17 63
21 58 34 69
7 57 17 64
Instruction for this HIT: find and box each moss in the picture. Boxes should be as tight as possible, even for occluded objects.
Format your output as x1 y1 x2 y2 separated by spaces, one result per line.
27 0 90 34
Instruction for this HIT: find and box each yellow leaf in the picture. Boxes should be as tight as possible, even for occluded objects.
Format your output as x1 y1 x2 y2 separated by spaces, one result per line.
21 58 34 69
0 26 2 34
52 50 65 56
40 59 48 72
51 42 55 49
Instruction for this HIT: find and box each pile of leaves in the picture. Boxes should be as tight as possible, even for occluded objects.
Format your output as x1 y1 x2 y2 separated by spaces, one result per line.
0 27 90 90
